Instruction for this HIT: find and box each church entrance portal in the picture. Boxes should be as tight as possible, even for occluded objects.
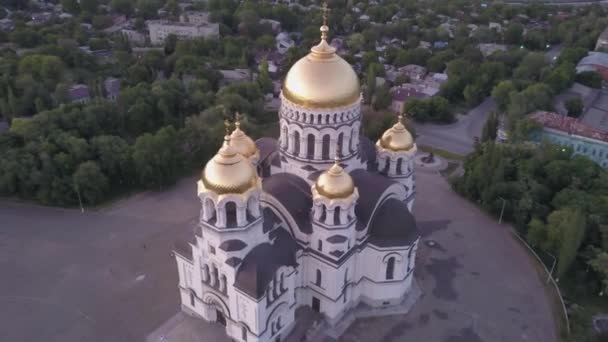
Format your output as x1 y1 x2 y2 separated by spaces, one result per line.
216 309 226 326
312 297 320 312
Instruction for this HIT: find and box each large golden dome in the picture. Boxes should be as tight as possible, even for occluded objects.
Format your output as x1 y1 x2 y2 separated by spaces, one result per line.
282 25 360 109
202 136 258 195
229 121 258 158
378 115 415 152
315 160 355 199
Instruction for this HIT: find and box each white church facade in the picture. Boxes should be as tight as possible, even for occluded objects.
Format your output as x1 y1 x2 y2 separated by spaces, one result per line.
173 16 420 342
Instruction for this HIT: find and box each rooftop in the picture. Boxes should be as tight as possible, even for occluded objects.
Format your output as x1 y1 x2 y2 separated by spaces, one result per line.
529 111 608 143
578 52 608 68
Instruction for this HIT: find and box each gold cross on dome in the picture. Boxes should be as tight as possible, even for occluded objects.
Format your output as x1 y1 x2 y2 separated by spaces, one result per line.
321 2 330 26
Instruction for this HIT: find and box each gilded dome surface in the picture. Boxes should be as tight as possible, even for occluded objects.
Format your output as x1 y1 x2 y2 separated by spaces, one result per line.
282 27 360 109
202 137 257 194
229 122 258 158
315 161 355 199
379 115 415 152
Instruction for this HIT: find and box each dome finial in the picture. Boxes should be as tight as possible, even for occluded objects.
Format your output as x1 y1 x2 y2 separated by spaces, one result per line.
234 112 242 129
320 1 330 41
224 119 232 145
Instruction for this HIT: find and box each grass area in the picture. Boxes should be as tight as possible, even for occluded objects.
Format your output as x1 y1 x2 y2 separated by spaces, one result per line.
418 144 466 161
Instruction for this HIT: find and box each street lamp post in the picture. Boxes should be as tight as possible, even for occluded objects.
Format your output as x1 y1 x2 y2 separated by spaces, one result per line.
546 252 557 284
498 197 507 224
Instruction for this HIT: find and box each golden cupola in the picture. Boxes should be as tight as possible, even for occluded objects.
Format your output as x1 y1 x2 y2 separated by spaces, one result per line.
377 115 415 152
282 14 360 109
314 158 356 199
229 116 260 164
201 131 258 195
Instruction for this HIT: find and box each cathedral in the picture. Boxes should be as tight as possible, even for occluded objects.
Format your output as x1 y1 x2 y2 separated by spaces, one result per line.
173 14 420 342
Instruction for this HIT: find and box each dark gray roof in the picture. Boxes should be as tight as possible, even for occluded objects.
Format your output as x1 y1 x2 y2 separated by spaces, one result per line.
174 238 194 261
263 207 281 233
262 173 313 234
368 198 418 247
351 169 398 230
219 239 247 252
235 229 299 299
256 137 278 163
225 257 242 267
359 135 377 170
327 235 348 244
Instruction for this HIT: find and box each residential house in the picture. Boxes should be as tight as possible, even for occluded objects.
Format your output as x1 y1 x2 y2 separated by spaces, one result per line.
489 22 502 32
276 32 295 54
399 64 427 82
121 29 147 46
529 111 608 168
576 52 608 80
219 69 253 86
478 43 507 58
69 85 91 104
0 18 14 31
596 27 608 51
179 11 211 25
260 19 282 33
147 20 220 45
390 86 428 114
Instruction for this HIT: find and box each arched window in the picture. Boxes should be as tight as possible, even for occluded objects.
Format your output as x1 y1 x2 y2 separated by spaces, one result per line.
333 113 337 123
315 269 322 286
396 158 403 174
225 202 237 226
293 131 300 156
326 115 330 124
295 111 300 121
317 240 323 251
281 126 288 148
190 290 196 307
386 257 395 280
334 206 341 225
322 135 330 160
302 113 307 122
307 134 315 158
337 133 344 157
280 272 285 291
382 159 390 174
318 114 322 123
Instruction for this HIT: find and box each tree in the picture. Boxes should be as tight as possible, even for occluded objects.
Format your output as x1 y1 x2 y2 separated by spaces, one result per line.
257 60 273 95
514 53 548 81
565 97 583 118
79 0 98 13
91 136 133 184
481 112 499 143
61 0 80 14
111 0 134 16
373 85 391 111
576 71 602 89
365 66 376 105
544 62 576 93
73 161 109 205
504 23 524 45
133 126 183 188
492 80 516 112
553 209 587 278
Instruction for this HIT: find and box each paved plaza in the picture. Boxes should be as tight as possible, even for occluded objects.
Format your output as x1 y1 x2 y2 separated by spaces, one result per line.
0 168 557 342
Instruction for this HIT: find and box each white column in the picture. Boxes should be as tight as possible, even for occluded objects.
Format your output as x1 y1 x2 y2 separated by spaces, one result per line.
340 206 348 223
236 205 246 226
329 139 337 159
325 208 335 225
314 139 322 160
288 133 295 154
216 207 226 227
300 136 307 158
343 133 351 156
280 125 287 148
250 197 260 218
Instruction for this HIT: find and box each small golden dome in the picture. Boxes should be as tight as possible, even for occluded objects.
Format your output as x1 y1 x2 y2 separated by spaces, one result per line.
229 121 258 158
315 160 355 199
202 136 258 195
282 25 360 109
379 115 415 152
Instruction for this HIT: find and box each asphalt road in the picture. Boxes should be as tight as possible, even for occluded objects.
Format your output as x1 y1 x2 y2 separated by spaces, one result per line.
0 168 557 342
414 97 496 155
